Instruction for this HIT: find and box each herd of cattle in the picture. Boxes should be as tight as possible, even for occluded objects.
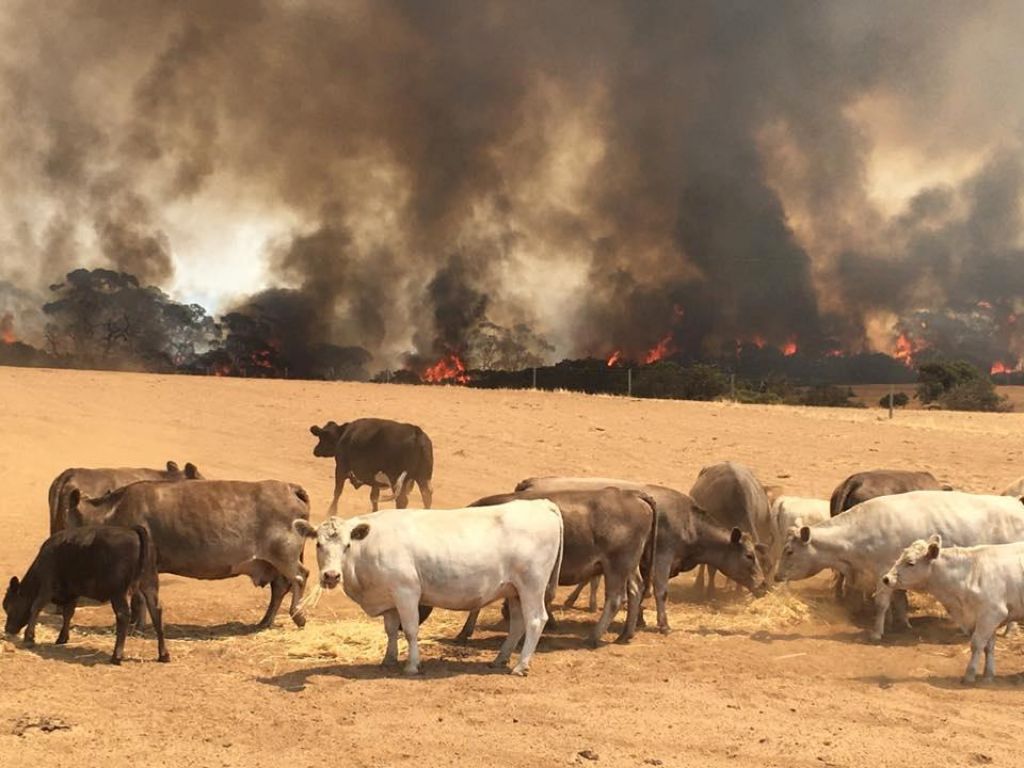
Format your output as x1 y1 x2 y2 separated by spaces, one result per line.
5 417 1024 683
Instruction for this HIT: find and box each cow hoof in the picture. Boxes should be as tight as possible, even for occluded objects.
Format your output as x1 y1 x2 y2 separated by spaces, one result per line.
291 612 307 629
584 637 601 650
961 676 976 686
658 625 672 636
255 620 273 631
614 634 634 645
510 666 529 677
402 666 421 677
22 638 35 648
455 633 472 645
868 632 883 643
489 658 510 669
55 634 69 645
110 656 122 666
158 653 171 663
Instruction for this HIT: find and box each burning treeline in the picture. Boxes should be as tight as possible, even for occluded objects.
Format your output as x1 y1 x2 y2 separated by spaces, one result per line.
2 2 1024 381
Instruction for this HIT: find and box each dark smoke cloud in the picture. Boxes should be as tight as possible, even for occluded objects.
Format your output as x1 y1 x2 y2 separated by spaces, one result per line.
2 1 1024 368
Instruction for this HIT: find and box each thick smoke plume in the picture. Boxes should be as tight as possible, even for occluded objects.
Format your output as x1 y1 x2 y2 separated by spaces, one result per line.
2 1 1024 372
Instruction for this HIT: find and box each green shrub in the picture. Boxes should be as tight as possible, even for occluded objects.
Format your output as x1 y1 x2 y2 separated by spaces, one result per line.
878 391 910 408
938 380 1012 412
916 360 984 404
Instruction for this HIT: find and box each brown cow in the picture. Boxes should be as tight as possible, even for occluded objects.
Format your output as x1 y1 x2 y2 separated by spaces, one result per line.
829 469 949 517
689 462 774 593
4 525 168 664
48 460 202 534
310 418 434 513
69 479 310 630
513 477 768 633
455 487 657 647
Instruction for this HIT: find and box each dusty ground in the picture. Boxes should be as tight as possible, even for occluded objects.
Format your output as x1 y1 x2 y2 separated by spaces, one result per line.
2 367 1023 768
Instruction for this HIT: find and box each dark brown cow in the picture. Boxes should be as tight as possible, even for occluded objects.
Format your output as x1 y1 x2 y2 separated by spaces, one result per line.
514 477 768 633
310 418 433 513
455 487 657 647
69 479 310 630
4 525 168 664
689 462 774 593
48 461 203 535
829 469 949 516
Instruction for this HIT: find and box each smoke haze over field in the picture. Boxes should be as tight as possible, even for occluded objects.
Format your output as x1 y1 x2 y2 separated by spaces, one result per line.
2 1 1024 371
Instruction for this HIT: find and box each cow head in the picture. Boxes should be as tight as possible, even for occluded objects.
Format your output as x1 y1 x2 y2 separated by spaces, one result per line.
882 535 941 589
718 527 769 596
3 577 30 635
310 422 345 458
293 516 371 589
773 523 819 582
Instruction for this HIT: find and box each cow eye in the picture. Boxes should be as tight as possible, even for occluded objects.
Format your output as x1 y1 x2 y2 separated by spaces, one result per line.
907 560 915 567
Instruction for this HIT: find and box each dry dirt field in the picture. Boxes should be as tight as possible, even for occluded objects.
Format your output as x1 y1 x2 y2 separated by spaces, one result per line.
2 367 1024 768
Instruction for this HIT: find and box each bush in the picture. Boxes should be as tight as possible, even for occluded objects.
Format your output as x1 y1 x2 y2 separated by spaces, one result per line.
878 391 910 408
631 361 729 401
938 380 1012 412
916 360 984 404
797 385 865 408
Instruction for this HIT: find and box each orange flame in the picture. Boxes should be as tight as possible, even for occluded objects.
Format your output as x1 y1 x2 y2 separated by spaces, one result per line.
751 335 767 349
607 350 623 367
781 338 798 356
991 361 1009 375
892 332 927 367
643 334 675 364
0 313 14 344
423 352 469 384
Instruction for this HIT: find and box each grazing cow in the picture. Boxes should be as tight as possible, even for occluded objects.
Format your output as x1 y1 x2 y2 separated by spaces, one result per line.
829 469 947 517
769 496 829 574
882 537 1024 684
512 477 768 633
775 491 1024 640
1001 477 1024 497
454 488 657 645
48 460 202 534
69 479 310 629
294 500 563 676
4 525 168 664
689 462 774 593
310 418 434 513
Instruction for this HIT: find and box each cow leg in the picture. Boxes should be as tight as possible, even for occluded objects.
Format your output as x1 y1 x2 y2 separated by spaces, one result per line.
382 609 401 667
870 585 894 642
587 576 600 612
892 590 912 631
615 571 642 644
588 570 627 648
417 479 433 509
695 564 706 593
287 564 309 628
455 610 480 643
110 592 131 665
140 582 170 663
650 552 673 634
23 589 51 646
512 590 548 676
493 596 526 670
395 591 423 675
256 575 290 630
369 485 381 512
706 566 719 597
563 581 587 609
327 464 347 516
56 599 78 645
130 592 147 631
396 476 414 510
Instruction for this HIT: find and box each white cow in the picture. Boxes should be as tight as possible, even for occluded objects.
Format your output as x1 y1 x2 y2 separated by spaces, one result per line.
1000 477 1024 497
882 537 1024 683
769 496 829 576
293 500 563 676
774 491 1024 640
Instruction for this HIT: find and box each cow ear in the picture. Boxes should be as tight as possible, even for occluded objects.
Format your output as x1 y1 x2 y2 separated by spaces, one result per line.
926 534 941 560
310 425 322 436
184 462 200 479
166 460 180 472
350 523 371 541
7 576 19 595
799 526 811 543
68 488 81 511
292 519 317 539
730 527 743 545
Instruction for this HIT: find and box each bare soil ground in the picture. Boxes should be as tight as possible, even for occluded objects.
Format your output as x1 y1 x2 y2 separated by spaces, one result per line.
2 367 1023 768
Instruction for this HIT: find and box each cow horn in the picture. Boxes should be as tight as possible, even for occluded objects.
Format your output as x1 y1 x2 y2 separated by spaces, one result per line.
379 471 409 502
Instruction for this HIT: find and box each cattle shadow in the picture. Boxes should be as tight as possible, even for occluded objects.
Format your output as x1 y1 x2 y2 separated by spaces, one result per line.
257 658 533 692
852 672 1024 691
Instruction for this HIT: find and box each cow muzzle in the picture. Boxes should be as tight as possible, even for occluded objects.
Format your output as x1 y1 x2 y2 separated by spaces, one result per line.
321 571 341 589
881 574 894 587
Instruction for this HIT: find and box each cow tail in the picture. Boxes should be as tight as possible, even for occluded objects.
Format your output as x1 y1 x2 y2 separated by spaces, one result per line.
545 502 564 610
829 483 850 517
133 525 154 578
638 492 658 600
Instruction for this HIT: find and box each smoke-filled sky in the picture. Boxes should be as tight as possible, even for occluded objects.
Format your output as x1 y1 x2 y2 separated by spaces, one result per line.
2 1 1024 367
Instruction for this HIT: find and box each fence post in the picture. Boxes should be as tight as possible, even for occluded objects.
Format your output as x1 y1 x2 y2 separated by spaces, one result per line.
888 383 894 420
627 368 633 397
730 373 736 402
